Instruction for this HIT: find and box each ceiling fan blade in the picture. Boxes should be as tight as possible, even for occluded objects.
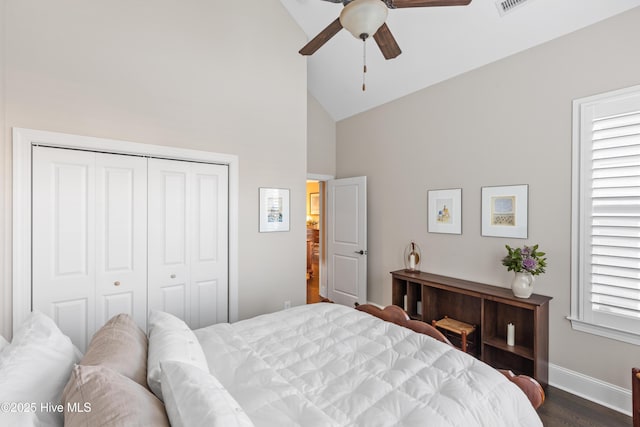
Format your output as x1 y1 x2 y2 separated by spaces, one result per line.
299 18 343 56
373 23 401 60
389 0 471 8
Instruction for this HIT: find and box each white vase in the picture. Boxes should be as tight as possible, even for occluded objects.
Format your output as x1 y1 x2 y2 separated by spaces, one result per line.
511 272 535 298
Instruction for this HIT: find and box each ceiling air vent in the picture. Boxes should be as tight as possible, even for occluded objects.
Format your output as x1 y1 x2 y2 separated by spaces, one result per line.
495 0 534 17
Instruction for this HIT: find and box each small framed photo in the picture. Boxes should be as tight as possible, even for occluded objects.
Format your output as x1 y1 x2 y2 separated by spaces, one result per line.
259 187 290 232
481 184 528 238
428 188 462 234
309 192 319 215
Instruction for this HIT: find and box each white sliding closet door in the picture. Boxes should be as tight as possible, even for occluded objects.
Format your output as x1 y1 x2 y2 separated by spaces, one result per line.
147 158 228 329
32 147 147 351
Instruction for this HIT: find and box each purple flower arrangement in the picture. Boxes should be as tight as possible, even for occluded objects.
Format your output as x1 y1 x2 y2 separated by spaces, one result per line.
502 244 547 276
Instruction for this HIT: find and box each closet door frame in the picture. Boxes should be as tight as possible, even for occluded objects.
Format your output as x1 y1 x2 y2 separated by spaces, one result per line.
12 127 239 332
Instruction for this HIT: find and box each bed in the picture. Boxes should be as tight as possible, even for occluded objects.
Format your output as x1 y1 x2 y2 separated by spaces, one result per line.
192 303 542 426
1 302 544 427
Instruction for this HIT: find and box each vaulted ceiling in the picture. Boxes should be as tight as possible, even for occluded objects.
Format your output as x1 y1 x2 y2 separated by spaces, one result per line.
280 0 640 120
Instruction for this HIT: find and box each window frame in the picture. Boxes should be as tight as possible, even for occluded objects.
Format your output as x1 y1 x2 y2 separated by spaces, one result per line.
569 84 640 346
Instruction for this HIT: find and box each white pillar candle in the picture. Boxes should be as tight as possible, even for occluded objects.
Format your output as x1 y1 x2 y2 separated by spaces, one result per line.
409 253 416 269
507 323 515 347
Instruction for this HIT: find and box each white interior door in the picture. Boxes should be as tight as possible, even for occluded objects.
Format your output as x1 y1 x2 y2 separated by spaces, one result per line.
32 147 147 351
327 176 367 307
147 158 229 328
95 153 148 330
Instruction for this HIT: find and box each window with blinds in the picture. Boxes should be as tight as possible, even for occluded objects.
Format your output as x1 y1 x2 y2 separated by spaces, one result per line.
570 85 640 346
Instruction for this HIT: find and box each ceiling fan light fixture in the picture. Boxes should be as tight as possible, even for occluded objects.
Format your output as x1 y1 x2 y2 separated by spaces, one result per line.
339 0 388 40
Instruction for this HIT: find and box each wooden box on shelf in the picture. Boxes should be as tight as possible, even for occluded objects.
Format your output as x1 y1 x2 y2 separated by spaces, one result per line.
391 270 552 387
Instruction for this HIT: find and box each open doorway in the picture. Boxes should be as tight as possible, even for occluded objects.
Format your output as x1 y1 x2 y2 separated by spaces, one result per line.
306 180 324 303
305 175 367 306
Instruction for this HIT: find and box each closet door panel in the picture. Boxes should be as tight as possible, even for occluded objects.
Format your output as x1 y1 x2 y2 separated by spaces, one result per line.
103 293 133 319
160 284 188 320
163 172 187 265
148 159 228 329
193 280 219 328
190 163 229 328
32 147 96 351
95 153 148 330
54 299 89 352
147 159 191 324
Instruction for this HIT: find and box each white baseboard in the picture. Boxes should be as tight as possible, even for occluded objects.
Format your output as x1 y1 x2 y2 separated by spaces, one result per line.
549 363 632 417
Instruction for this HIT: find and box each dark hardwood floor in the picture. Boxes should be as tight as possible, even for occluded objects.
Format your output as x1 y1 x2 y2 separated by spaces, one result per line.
306 261 632 426
307 274 321 304
540 386 631 427
306 246 322 304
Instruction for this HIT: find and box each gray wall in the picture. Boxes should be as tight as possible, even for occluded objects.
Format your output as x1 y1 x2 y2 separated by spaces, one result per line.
0 0 308 337
336 7 640 389
307 92 336 177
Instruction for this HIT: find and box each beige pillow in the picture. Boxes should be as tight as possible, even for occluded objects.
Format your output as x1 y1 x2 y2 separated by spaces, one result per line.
81 313 148 387
62 364 169 427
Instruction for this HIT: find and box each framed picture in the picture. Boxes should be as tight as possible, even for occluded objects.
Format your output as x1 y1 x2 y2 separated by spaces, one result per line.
259 187 290 232
309 192 319 215
428 188 462 234
481 184 528 238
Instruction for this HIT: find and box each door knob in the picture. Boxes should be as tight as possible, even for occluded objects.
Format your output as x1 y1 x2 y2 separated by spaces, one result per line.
170 274 176 279
114 281 121 287
354 250 367 255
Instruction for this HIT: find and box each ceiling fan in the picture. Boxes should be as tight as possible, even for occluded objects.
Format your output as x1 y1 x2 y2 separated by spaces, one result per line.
299 0 472 60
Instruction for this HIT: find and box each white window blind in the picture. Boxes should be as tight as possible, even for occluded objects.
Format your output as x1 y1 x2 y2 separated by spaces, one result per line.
571 85 640 345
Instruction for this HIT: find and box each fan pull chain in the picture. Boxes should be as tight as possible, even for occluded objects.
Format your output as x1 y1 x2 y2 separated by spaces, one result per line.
362 38 367 91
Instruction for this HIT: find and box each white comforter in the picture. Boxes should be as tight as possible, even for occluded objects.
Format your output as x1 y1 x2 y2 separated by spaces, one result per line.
194 303 542 427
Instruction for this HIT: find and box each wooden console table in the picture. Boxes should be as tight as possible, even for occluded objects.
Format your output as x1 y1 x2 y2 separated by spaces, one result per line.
391 270 552 387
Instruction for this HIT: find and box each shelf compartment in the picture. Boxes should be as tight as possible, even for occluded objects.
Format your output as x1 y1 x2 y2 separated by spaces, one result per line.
423 285 482 328
482 345 534 377
483 336 534 360
406 281 422 320
392 277 422 320
483 300 534 352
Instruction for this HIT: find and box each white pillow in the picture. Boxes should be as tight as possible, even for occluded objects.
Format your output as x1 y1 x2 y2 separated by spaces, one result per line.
0 311 81 427
0 411 39 427
160 361 254 427
147 311 209 401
